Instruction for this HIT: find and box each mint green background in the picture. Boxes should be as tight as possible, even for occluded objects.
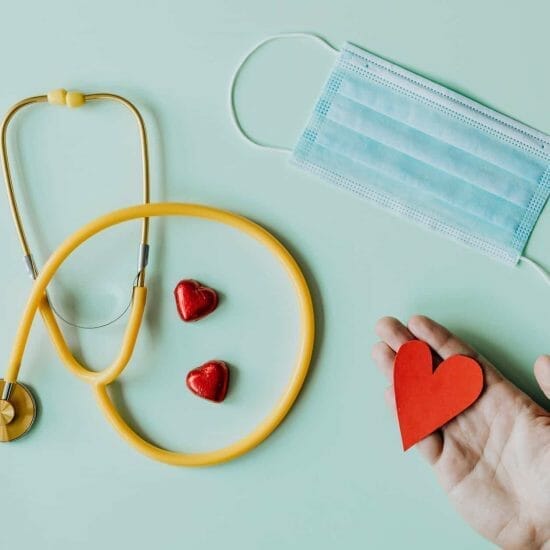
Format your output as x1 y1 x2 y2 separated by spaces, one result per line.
1 1 548 548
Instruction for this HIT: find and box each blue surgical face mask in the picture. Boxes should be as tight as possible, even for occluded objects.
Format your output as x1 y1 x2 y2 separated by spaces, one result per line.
230 34 550 280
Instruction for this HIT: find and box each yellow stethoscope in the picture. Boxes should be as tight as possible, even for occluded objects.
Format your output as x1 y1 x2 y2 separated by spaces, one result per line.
0 89 314 466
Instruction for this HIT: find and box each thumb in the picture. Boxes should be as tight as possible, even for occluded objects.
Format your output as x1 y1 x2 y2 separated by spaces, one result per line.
534 355 550 400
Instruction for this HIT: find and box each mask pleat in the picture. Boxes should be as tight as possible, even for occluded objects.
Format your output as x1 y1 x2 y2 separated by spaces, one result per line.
296 142 517 256
341 47 550 148
314 117 524 231
327 94 536 208
337 74 547 183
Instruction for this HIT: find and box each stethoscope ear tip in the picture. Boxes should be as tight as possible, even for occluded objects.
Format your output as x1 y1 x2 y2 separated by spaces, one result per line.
0 379 36 442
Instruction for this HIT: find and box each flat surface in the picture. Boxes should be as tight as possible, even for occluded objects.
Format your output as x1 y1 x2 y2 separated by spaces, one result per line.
1 1 548 548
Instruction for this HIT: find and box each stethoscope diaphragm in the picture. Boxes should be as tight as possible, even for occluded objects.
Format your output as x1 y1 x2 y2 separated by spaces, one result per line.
0 379 36 442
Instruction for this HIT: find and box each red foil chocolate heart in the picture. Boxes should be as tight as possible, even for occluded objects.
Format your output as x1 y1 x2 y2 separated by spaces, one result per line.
186 360 229 403
394 340 484 451
174 279 218 322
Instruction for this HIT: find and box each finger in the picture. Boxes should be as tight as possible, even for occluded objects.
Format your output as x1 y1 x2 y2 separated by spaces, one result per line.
534 355 550 399
375 316 415 352
372 341 395 381
416 433 444 465
407 315 477 359
384 385 395 409
384 384 443 464
407 315 502 385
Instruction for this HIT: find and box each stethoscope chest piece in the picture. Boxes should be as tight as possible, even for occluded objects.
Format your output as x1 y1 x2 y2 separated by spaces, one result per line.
0 379 36 442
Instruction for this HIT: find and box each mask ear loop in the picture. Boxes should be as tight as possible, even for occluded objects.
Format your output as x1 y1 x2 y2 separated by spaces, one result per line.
229 32 339 153
520 255 550 285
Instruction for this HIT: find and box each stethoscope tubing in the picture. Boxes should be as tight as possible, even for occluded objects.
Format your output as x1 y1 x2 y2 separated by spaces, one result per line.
6 202 315 466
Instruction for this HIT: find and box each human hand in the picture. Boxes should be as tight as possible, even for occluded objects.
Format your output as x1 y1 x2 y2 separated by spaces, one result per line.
372 316 550 549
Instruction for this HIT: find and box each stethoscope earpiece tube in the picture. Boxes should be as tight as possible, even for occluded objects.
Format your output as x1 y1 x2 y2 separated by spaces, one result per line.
0 89 151 326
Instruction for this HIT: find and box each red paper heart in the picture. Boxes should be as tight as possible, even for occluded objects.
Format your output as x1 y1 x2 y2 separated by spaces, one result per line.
174 279 218 322
394 340 483 451
186 360 230 403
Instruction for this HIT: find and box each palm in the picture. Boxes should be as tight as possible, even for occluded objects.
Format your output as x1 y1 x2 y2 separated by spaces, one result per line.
437 371 550 547
372 315 550 549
